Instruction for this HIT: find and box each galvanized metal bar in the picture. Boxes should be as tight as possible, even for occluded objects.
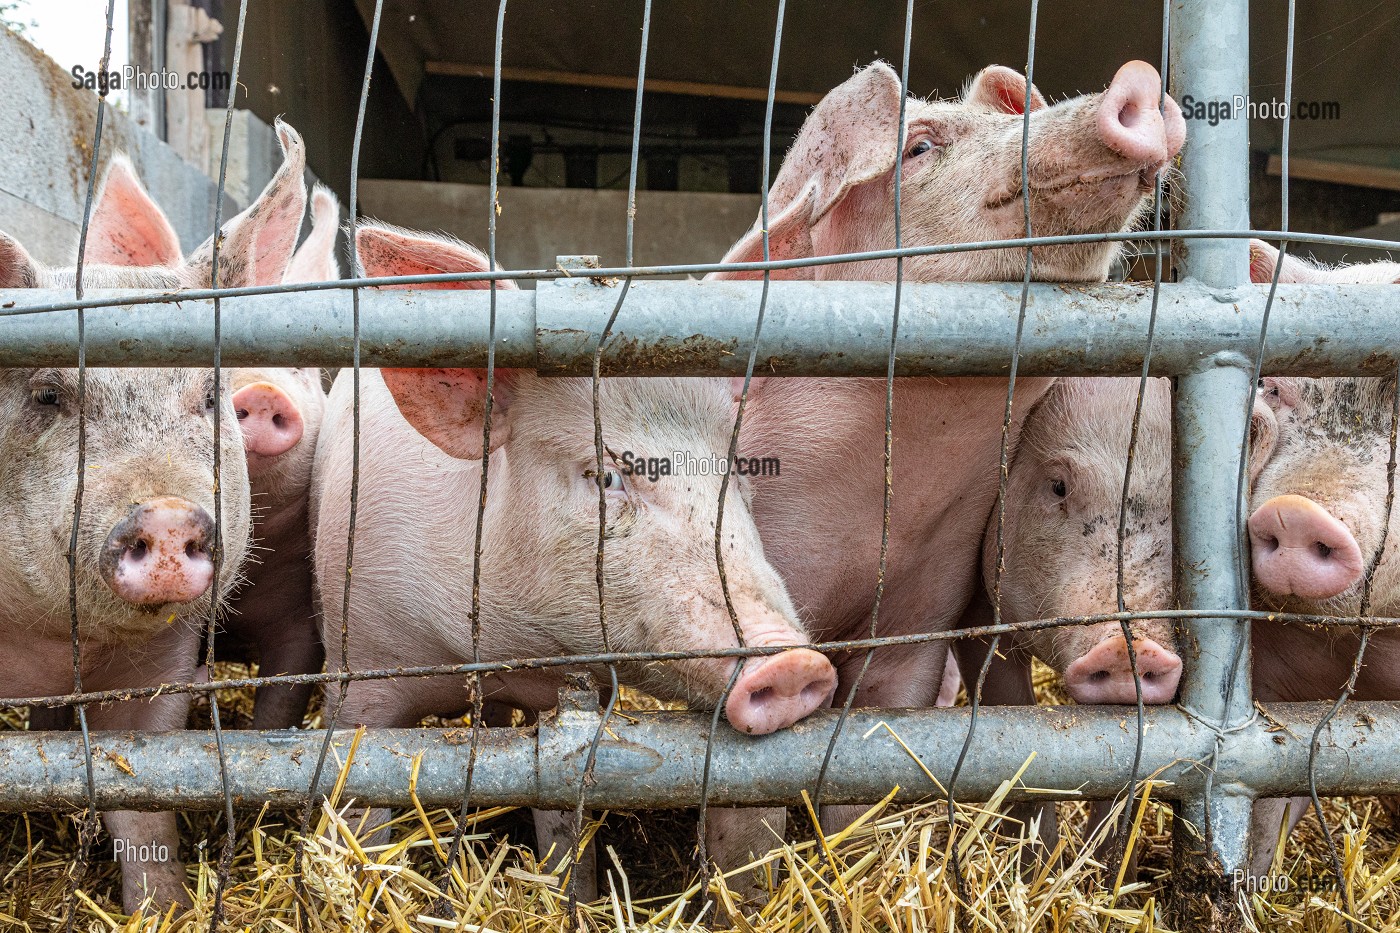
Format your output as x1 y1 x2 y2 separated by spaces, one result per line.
1169 0 1256 924
5 698 1400 812
0 281 1398 374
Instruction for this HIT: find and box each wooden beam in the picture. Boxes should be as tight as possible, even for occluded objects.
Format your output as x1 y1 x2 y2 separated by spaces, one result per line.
1266 154 1400 192
424 61 823 106
127 0 164 139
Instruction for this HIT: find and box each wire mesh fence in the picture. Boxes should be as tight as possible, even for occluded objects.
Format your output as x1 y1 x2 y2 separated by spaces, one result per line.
1 0 1398 931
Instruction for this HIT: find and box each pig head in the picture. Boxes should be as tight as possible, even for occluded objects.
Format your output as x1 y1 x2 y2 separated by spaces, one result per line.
715 60 1184 283
1247 241 1400 617
312 223 837 735
985 377 1181 705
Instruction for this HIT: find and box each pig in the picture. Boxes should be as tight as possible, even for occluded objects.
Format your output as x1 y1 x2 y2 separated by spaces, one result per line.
996 246 1400 873
309 223 839 892
954 377 1180 709
1243 240 1400 874
948 377 1179 865
78 160 338 729
706 59 1185 869
0 121 308 911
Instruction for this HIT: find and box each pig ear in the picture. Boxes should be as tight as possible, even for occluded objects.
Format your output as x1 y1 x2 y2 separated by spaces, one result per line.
184 119 307 287
355 222 517 290
0 232 39 288
963 65 1047 114
711 62 905 279
1248 395 1279 484
87 154 183 267
1258 376 1298 412
358 222 520 460
708 189 818 281
382 368 515 460
285 184 342 283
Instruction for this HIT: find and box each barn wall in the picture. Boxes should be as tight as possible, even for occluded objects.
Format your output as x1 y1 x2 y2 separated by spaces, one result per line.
357 179 760 276
224 0 425 201
0 27 239 266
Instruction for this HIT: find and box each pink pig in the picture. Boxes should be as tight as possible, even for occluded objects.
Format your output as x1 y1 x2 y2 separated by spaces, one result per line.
1 121 308 911
81 145 336 728
1243 241 1400 873
310 222 839 893
704 59 1185 874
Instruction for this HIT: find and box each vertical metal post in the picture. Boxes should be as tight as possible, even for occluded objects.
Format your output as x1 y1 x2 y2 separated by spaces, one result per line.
1169 0 1254 927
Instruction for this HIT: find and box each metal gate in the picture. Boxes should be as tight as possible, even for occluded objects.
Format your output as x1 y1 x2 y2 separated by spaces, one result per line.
1 0 1395 930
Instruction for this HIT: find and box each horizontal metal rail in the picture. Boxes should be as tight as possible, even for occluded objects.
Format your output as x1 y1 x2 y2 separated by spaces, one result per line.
0 280 1398 374
5 690 1398 811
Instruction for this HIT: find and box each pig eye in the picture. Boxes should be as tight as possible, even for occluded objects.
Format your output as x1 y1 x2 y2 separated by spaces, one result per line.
204 388 218 412
1050 478 1068 499
588 467 628 497
905 137 938 159
31 386 60 407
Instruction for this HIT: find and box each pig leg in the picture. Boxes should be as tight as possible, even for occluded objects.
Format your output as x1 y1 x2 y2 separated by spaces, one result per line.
705 807 784 902
231 549 322 729
482 701 598 901
81 630 197 912
950 591 1061 858
247 612 322 730
534 809 596 901
1248 796 1310 877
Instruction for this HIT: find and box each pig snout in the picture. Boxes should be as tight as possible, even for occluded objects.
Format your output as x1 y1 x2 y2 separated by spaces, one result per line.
100 497 216 606
725 647 837 736
1064 636 1182 704
1249 494 1365 600
1096 61 1185 167
233 382 304 459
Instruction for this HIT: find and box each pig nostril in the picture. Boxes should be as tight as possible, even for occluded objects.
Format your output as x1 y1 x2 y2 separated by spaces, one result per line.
185 541 201 559
129 539 148 562
236 408 249 420
748 686 774 706
1118 102 1142 129
272 414 285 428
1316 542 1333 559
801 682 825 703
1089 670 1111 684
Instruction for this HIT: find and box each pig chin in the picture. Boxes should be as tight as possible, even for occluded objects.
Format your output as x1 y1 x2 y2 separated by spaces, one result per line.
1036 172 1156 236
1250 583 1363 620
65 581 219 643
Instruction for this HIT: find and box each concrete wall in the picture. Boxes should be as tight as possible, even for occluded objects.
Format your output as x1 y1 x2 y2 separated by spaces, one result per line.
0 27 240 266
357 180 760 276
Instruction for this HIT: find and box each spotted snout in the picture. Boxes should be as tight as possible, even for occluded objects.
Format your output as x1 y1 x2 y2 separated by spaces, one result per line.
99 497 216 607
